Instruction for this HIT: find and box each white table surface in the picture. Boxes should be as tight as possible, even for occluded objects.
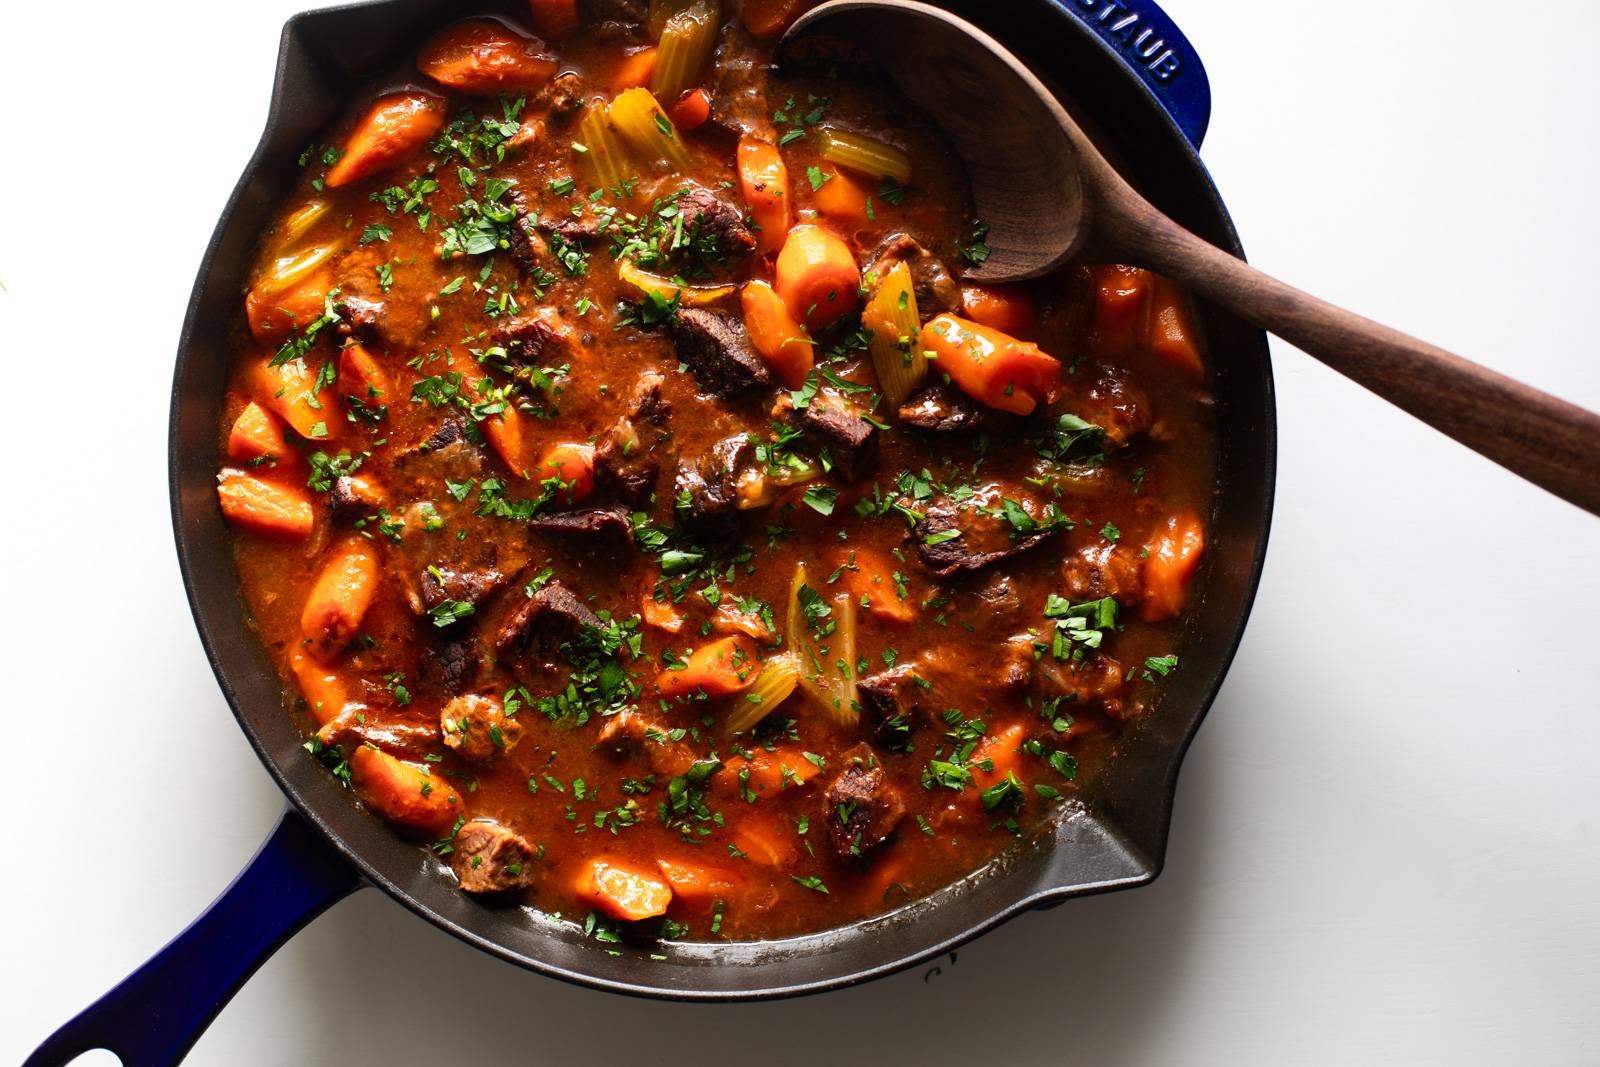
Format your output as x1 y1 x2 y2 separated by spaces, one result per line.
4 1 1597 1063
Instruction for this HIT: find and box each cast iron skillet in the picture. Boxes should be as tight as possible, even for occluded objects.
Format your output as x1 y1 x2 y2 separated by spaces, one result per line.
28 1 1274 1062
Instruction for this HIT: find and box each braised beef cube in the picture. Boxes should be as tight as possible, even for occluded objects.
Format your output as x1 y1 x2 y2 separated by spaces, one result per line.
335 247 434 349
595 372 672 506
1079 367 1152 449
440 694 524 762
506 210 544 275
675 183 757 264
790 391 877 480
1061 542 1142 602
974 572 1021 621
449 819 539 894
536 71 585 119
496 307 580 369
707 22 773 138
667 309 770 397
422 637 480 696
596 708 696 778
898 385 986 432
393 417 486 498
580 0 646 37
866 233 959 317
623 371 671 424
674 434 755 523
594 447 659 506
1038 652 1128 719
528 506 634 541
315 709 440 758
538 211 605 243
993 634 1037 692
856 666 924 748
911 487 1061 577
495 581 603 665
419 562 507 615
330 474 385 519
825 758 906 861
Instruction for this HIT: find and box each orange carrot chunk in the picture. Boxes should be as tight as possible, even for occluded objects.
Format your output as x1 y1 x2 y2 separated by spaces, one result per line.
656 635 760 698
610 46 660 91
740 0 817 38
835 547 916 623
729 816 799 867
740 279 814 388
450 352 528 476
737 135 790 254
217 469 314 539
337 344 391 422
656 858 743 907
1147 276 1206 380
325 91 447 189
300 535 381 662
667 87 713 131
967 722 1027 795
919 314 1061 416
575 858 674 921
774 223 860 330
245 274 330 347
535 442 596 503
641 592 686 634
246 357 339 442
811 163 872 230
417 18 558 95
1141 512 1206 622
287 647 348 725
528 0 579 39
714 745 823 799
226 401 292 470
959 283 1037 338
1090 264 1152 356
350 747 462 837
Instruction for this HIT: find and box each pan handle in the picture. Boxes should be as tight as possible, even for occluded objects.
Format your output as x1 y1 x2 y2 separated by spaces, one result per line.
24 808 361 1067
1048 0 1213 147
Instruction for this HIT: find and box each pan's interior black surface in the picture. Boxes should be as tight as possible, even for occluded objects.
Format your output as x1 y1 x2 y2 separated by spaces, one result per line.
170 0 1274 998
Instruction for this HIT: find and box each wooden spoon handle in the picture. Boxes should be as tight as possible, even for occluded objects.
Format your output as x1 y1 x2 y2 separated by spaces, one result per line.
1118 212 1600 516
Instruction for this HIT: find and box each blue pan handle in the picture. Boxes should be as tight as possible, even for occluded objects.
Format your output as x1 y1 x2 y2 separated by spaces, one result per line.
24 809 360 1067
1050 0 1213 147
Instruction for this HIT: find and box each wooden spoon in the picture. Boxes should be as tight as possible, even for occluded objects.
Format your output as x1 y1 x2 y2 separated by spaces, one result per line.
779 0 1600 517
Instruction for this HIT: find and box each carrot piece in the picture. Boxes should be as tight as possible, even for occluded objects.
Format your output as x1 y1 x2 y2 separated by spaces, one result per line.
610 46 659 91
855 843 913 906
641 592 685 634
337 343 391 421
349 746 463 837
528 0 579 38
740 280 814 388
574 858 674 921
656 635 761 698
736 135 790 254
226 401 292 470
245 357 339 442
774 223 861 330
1147 276 1206 380
811 163 872 230
729 815 799 867
287 647 348 725
835 547 916 623
714 745 822 800
739 0 816 38
245 272 331 347
968 722 1027 794
300 535 381 662
1141 512 1206 622
919 313 1061 416
656 858 742 907
535 442 595 503
1090 264 1152 356
325 91 448 189
667 87 712 131
417 18 558 95
217 469 314 539
450 352 528 477
959 283 1037 338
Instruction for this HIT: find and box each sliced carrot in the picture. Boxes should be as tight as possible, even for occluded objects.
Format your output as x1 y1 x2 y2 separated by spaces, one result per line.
300 535 381 662
450 352 528 476
919 313 1061 416
338 343 391 421
610 46 659 91
855 843 913 906
417 18 558 95
641 592 685 634
536 442 595 503
1141 512 1205 622
656 635 761 698
350 746 463 837
1147 276 1206 380
245 272 331 347
325 91 448 189
774 223 861 330
740 0 816 38
667 87 712 131
715 745 823 799
217 469 314 539
835 547 915 623
528 0 579 39
1090 264 1152 356
959 283 1037 338
656 858 742 907
740 279 814 388
574 858 674 921
729 815 799 867
227 401 292 470
246 357 339 442
811 163 872 230
736 135 790 254
287 647 348 725
968 722 1027 794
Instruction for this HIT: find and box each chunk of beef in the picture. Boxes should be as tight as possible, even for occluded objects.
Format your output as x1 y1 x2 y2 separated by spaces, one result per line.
911 485 1062 577
495 306 581 369
1078 367 1152 449
1061 542 1143 603
993 633 1038 693
538 210 606 243
316 709 439 758
440 694 524 762
866 234 960 317
505 208 545 276
825 755 906 861
783 390 878 481
596 709 697 778
579 0 646 38
421 637 480 696
393 417 486 498
535 70 585 119
1038 652 1129 719
336 247 434 349
667 309 770 397
974 572 1021 622
529 506 634 542
676 183 758 264
449 819 539 894
707 22 772 138
674 434 757 523
495 581 602 666
898 385 986 433
856 666 924 749
419 562 507 616
330 474 385 519
595 372 672 505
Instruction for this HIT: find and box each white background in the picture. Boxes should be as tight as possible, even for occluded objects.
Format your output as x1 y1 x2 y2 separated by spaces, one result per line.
4 1 1597 1063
